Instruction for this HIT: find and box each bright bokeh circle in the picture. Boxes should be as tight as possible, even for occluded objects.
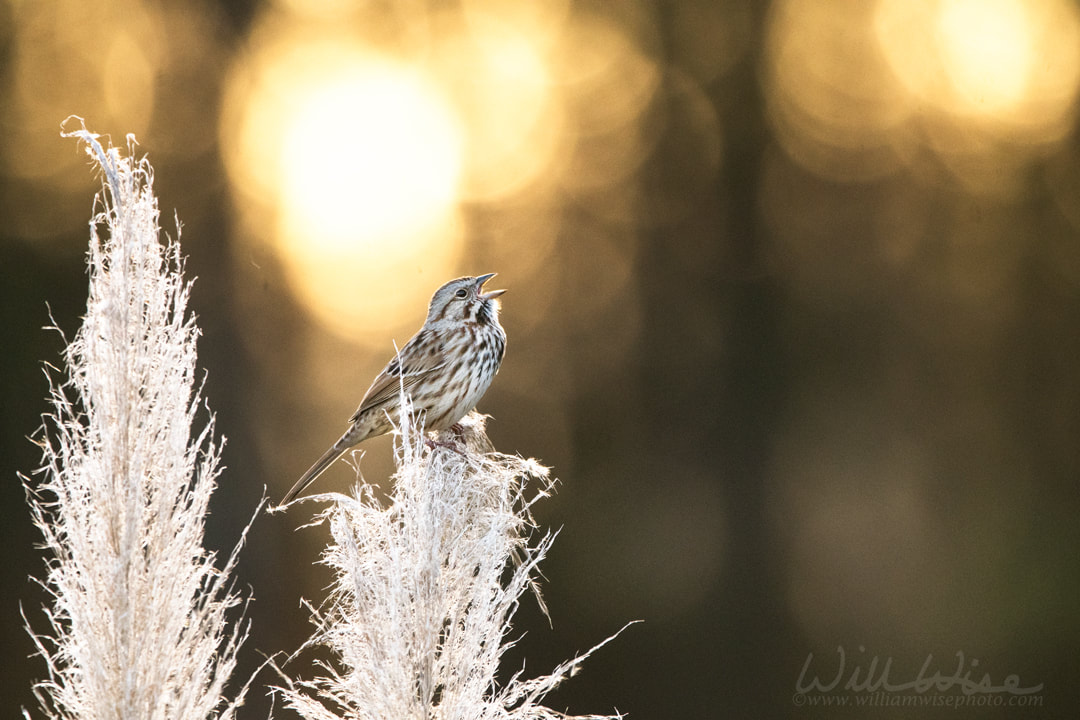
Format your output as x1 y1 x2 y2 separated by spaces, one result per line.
222 33 467 341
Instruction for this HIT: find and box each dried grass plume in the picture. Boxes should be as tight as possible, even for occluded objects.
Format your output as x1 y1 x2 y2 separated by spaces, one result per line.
22 118 251 720
275 402 631 720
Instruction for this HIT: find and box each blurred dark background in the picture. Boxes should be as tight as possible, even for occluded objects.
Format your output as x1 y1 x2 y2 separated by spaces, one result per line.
3 0 1080 718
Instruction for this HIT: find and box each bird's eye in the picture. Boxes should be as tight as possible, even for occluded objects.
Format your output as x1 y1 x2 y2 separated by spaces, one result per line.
455 288 468 299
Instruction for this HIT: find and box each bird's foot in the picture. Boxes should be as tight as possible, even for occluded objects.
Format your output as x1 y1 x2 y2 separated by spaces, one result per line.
425 434 467 455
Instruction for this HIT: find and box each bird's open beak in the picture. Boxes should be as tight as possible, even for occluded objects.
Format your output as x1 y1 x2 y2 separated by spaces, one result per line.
476 273 506 300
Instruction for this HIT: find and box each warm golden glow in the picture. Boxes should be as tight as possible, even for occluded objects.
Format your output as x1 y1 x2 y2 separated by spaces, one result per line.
2 0 226 242
876 0 1080 126
461 0 572 43
222 30 467 341
764 0 1080 190
554 14 661 136
220 4 658 345
7 0 162 180
429 20 564 202
552 13 663 191
274 0 364 20
764 0 913 182
278 62 462 251
937 0 1032 114
103 32 158 137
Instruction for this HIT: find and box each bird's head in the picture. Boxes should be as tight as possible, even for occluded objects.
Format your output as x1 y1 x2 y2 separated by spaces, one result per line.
427 273 506 326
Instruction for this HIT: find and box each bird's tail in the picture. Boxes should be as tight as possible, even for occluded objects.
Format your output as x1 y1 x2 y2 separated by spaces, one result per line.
279 440 350 506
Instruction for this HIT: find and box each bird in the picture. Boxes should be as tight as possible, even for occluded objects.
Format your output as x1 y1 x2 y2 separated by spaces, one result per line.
280 273 507 505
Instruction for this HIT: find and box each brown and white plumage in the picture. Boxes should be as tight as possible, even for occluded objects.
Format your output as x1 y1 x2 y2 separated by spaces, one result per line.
280 274 506 505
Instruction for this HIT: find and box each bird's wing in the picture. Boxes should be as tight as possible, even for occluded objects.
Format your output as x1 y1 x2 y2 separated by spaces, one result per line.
349 339 448 424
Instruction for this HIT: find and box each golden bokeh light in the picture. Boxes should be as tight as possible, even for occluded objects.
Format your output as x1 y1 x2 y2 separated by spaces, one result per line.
555 13 661 138
273 0 365 20
461 0 572 44
552 13 663 194
876 0 1080 128
217 0 666 372
429 18 565 202
221 27 467 341
278 63 462 251
764 0 913 182
937 0 1032 114
2 0 228 242
220 4 661 345
765 0 1080 191
669 0 752 86
102 31 159 138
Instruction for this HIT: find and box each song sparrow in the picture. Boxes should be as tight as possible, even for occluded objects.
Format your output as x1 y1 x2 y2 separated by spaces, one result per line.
280 273 507 505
